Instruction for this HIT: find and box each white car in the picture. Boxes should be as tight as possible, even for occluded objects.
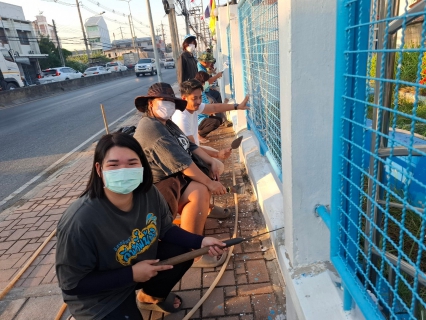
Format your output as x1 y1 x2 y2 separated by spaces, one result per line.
164 58 175 69
135 58 157 77
38 67 83 84
106 62 127 72
83 66 111 77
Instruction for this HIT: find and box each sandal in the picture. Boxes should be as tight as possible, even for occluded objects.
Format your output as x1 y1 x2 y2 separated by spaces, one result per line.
136 292 183 314
192 251 228 268
208 205 231 219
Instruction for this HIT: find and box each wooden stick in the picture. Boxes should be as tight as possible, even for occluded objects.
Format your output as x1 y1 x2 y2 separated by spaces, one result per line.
154 247 210 266
0 229 56 300
100 104 109 134
54 303 68 320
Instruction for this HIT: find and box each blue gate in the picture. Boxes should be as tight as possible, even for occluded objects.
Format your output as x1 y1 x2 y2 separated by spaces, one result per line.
331 0 426 318
239 0 281 179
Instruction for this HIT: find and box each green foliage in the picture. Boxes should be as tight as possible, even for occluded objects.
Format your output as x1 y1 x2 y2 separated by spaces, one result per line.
38 35 61 70
397 45 422 84
369 53 377 79
38 36 111 73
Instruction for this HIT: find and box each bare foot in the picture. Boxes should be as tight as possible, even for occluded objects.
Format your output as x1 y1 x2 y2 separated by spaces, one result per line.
199 136 210 143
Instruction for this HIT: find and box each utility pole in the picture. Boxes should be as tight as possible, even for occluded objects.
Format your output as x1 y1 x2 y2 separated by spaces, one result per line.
120 27 124 39
161 22 166 45
75 0 90 61
145 0 162 82
52 20 65 67
170 7 180 63
121 0 139 58
182 0 190 35
128 15 138 55
163 0 180 77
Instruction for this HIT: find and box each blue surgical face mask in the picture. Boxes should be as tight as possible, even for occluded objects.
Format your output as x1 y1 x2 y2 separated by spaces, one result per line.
103 167 144 194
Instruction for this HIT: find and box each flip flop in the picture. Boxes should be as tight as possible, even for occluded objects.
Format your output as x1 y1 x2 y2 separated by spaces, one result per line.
192 251 228 268
136 292 183 314
208 205 231 219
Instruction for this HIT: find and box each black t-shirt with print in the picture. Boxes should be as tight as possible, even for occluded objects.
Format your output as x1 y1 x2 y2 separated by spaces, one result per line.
55 186 174 320
133 117 198 183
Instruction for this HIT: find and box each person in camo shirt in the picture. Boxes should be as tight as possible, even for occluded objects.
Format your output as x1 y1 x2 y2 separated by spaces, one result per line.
55 133 225 319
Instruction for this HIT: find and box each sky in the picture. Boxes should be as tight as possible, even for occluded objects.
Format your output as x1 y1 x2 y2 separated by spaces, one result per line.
2 0 220 51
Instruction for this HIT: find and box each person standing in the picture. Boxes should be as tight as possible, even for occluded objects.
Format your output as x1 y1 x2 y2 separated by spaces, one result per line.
177 34 198 84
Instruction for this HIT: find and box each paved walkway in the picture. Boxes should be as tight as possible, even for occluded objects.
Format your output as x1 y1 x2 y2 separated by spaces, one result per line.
0 107 286 319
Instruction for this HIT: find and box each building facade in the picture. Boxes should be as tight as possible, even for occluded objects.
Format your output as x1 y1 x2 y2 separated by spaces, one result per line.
104 36 165 59
31 15 57 45
0 2 47 85
84 16 111 53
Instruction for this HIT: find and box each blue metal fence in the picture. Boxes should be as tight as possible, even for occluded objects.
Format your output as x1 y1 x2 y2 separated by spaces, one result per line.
331 0 426 318
239 0 281 179
226 25 235 99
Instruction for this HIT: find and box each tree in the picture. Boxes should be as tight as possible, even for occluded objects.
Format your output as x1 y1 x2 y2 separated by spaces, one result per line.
38 35 61 70
38 36 112 72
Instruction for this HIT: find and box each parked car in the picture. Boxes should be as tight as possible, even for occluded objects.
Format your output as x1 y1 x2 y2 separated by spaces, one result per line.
38 67 83 84
164 58 175 69
105 61 127 72
83 66 111 77
135 58 157 77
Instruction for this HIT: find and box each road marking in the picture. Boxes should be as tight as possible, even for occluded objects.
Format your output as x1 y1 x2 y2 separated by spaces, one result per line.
0 108 135 208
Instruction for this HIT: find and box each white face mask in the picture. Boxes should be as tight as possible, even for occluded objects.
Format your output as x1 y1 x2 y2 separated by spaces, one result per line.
153 100 176 119
186 44 196 53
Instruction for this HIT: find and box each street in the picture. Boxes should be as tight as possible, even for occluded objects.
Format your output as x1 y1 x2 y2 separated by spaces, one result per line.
0 69 177 211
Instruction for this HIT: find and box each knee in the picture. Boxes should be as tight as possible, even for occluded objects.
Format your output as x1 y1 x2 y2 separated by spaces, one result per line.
189 183 210 201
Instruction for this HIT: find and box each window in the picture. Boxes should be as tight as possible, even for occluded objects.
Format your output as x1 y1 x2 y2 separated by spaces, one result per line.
1 49 13 62
89 38 101 43
86 26 98 32
147 41 152 45
18 31 29 45
0 28 8 45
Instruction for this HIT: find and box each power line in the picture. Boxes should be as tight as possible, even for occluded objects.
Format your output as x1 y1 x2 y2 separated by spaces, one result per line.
85 0 127 17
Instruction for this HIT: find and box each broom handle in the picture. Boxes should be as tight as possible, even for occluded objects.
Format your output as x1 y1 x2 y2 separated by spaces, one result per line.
154 238 244 266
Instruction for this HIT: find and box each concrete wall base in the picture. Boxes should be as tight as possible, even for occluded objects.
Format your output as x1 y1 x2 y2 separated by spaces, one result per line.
238 129 365 320
0 70 134 108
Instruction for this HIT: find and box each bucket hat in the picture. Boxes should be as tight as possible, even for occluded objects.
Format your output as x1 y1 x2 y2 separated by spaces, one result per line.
134 83 187 112
183 34 196 42
198 51 215 62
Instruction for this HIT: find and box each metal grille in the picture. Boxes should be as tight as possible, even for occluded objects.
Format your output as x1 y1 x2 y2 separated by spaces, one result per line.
332 0 426 318
226 25 235 99
239 0 281 175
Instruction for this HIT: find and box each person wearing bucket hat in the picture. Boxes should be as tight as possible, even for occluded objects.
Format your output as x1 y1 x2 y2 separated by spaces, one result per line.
177 34 198 84
133 82 230 268
198 52 224 104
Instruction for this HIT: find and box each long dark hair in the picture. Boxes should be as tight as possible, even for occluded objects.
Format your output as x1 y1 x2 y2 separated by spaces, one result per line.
81 133 153 198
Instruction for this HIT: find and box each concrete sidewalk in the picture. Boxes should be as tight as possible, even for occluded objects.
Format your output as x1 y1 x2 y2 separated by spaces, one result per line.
0 109 286 319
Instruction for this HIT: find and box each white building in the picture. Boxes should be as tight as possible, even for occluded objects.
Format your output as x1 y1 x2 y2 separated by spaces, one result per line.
84 16 111 53
32 15 57 46
105 36 165 59
0 2 47 85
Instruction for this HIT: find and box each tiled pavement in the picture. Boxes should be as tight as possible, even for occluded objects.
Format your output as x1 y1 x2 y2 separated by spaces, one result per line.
0 110 286 319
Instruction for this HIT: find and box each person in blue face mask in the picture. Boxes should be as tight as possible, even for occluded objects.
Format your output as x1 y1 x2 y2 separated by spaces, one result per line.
55 132 226 319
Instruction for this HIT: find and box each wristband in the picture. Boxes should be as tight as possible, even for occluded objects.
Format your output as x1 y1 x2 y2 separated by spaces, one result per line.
234 103 238 110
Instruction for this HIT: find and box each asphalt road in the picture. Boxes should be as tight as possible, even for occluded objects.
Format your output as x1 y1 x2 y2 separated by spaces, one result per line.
0 68 177 211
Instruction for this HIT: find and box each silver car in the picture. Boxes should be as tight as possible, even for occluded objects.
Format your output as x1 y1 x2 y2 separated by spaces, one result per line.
38 67 84 84
135 58 157 77
83 66 111 77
